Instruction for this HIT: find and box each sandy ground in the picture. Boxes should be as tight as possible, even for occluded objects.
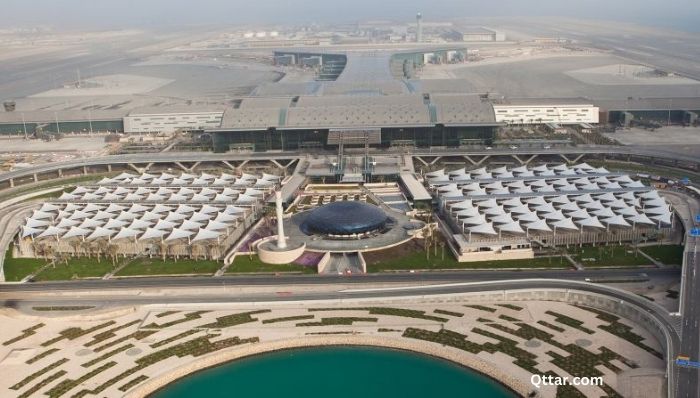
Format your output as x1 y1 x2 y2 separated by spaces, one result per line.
567 64 700 86
606 126 700 146
0 137 108 153
30 75 175 98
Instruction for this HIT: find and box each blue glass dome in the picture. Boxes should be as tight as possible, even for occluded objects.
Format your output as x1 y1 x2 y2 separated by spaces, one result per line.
301 201 388 235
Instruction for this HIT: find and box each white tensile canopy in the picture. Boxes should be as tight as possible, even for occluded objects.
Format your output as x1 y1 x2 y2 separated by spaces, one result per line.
224 206 246 215
113 187 131 195
533 203 556 214
200 205 222 214
25 218 51 228
68 210 92 220
165 228 194 242
538 169 557 177
116 211 138 222
559 184 579 192
125 204 149 215
513 186 534 194
176 187 197 196
21 226 44 238
450 199 474 210
191 229 222 243
484 181 504 190
437 183 458 192
58 192 79 201
627 213 655 225
523 219 552 232
644 198 667 208
551 218 578 231
145 193 167 202
192 177 210 185
549 196 570 205
103 219 128 230
102 192 122 201
78 218 104 229
614 206 639 216
558 169 577 176
62 226 91 239
483 206 507 216
212 178 229 186
602 182 622 189
490 213 515 224
139 228 168 241
141 211 163 222
179 173 197 180
123 193 144 202
127 219 152 230
39 203 60 212
191 193 210 202
30 210 54 220
455 207 480 218
92 211 114 221
642 206 669 215
581 201 605 211
170 178 189 185
475 172 493 180
505 180 526 189
511 165 529 174
496 221 525 234
528 179 548 188
222 188 240 197
175 204 198 214
576 217 606 229
71 186 92 195
87 227 115 241
461 215 487 226
543 210 566 221
425 169 446 178
475 198 499 208
509 204 533 214
591 208 616 218
114 172 137 180
129 178 148 185
37 226 66 239
574 163 594 171
134 187 151 195
568 208 591 219
572 193 595 203
55 218 80 229
596 192 617 202
501 198 523 207
448 168 467 177
573 177 591 185
650 212 673 225
490 166 508 175
213 194 233 202
152 204 175 214
607 199 629 209
153 219 178 230
601 215 631 228
581 183 599 191
558 201 581 212
531 164 549 172
180 220 203 231
467 222 498 235
164 212 187 222
470 167 488 175
191 212 215 223
535 185 556 193
97 177 117 185
150 177 170 185
525 196 548 206
515 211 540 223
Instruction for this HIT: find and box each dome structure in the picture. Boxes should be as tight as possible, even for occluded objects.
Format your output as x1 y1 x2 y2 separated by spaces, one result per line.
301 201 389 235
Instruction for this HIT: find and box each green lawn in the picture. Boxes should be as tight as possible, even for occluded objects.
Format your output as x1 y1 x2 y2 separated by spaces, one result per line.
641 245 685 265
116 258 221 276
572 246 651 267
34 257 115 281
365 251 570 272
226 255 315 274
3 250 47 282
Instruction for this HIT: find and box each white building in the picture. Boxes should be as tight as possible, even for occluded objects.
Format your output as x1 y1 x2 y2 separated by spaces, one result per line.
493 104 599 125
124 110 224 134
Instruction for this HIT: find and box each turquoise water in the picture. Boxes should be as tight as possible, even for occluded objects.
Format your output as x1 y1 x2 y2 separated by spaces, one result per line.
151 346 517 398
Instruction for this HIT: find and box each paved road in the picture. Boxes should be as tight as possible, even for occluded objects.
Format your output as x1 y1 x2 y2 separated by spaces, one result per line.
664 190 700 398
0 267 679 293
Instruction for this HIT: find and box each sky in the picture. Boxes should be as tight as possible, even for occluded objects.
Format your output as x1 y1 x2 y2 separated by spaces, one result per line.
2 0 699 32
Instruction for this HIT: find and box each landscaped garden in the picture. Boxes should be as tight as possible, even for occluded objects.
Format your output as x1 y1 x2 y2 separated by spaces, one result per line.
225 254 315 274
570 245 652 267
640 245 685 265
34 258 115 281
116 258 221 276
3 250 47 282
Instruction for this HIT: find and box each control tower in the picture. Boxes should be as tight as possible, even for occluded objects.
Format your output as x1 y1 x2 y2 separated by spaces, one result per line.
416 13 423 43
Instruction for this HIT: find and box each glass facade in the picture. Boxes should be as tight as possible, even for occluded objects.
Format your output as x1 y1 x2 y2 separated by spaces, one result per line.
211 126 495 152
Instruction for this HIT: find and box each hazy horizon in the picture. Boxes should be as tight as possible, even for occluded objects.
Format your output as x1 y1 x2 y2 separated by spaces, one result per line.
2 0 699 33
